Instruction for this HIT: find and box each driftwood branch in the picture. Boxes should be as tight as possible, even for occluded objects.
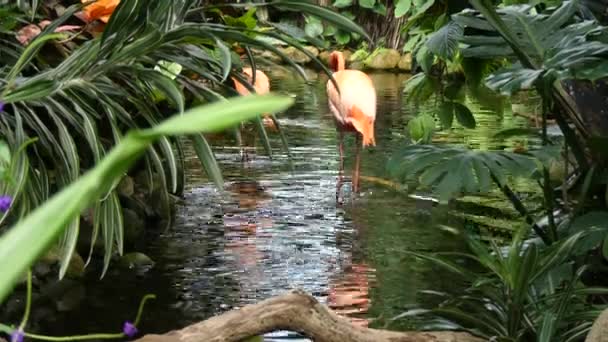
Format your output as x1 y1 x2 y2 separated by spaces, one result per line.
135 290 484 342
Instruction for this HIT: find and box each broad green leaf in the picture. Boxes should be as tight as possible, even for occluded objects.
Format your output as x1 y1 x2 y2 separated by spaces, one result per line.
336 30 351 45
412 0 435 16
416 45 434 73
426 21 463 60
359 0 376 9
395 0 412 18
305 15 324 37
486 67 544 95
438 102 455 129
408 114 435 144
453 102 476 129
372 3 387 15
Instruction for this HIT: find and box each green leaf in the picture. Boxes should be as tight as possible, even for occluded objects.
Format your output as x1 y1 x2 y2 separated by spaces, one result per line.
4 33 65 88
276 1 371 42
0 94 294 304
438 102 455 129
336 30 351 45
602 234 608 261
154 60 183 80
453 102 476 129
137 69 185 114
412 0 435 16
190 134 223 189
426 21 463 60
395 0 412 18
372 2 387 15
333 0 353 7
408 114 435 144
486 67 543 95
304 15 324 37
3 80 59 103
416 45 434 73
359 0 376 9
0 141 11 167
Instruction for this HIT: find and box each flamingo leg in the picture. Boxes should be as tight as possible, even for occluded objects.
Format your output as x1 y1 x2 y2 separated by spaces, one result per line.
336 130 345 204
353 134 361 193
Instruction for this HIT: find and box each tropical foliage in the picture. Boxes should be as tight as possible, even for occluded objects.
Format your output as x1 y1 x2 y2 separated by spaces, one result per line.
384 0 608 337
402 229 607 341
0 0 367 279
0 93 294 305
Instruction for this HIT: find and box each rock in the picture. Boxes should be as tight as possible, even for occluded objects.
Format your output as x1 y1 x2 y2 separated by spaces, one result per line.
304 45 319 58
56 283 85 312
118 176 135 197
319 51 330 64
279 46 311 64
364 48 401 70
40 246 85 279
259 50 282 63
586 307 608 341
123 208 145 243
398 53 413 71
39 279 85 312
341 50 352 62
350 61 365 70
34 262 52 278
118 252 155 269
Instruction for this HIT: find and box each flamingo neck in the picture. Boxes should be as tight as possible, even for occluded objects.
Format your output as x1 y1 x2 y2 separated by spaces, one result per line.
329 52 345 72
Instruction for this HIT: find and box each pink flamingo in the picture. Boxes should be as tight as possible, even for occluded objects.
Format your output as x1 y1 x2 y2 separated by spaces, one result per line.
326 51 376 196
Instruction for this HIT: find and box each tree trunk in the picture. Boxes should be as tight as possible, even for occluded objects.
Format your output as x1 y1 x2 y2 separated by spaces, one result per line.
135 290 484 342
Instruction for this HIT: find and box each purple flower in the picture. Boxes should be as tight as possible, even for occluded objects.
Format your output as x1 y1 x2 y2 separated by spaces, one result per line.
0 195 11 212
10 329 24 342
122 321 138 338
0 101 4 113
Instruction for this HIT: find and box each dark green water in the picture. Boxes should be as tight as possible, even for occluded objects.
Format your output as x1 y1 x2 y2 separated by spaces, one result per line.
32 69 539 340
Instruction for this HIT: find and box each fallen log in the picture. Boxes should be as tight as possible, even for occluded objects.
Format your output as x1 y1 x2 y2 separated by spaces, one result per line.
135 290 484 342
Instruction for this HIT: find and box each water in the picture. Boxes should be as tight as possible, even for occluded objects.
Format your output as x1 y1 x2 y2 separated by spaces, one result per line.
33 69 539 339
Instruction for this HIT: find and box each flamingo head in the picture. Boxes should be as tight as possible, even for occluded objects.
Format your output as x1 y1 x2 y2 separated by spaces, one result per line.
329 51 345 72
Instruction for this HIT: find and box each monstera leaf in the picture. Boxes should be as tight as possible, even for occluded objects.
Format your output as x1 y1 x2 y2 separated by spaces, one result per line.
454 0 608 94
387 144 556 200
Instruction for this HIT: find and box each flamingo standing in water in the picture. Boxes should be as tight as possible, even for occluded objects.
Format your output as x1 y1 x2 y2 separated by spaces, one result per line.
232 67 276 160
326 51 376 196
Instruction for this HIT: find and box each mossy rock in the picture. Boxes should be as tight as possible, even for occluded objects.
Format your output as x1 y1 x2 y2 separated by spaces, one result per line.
118 252 155 269
123 207 145 243
278 46 313 64
349 49 369 62
398 53 413 71
118 175 135 197
364 48 401 70
39 246 85 279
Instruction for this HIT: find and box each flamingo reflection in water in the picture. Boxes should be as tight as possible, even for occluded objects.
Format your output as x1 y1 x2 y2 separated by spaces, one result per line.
327 263 376 327
223 180 273 281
